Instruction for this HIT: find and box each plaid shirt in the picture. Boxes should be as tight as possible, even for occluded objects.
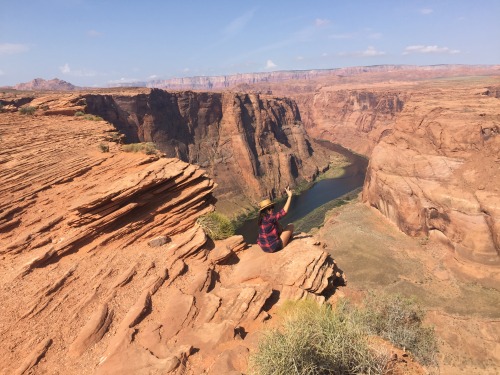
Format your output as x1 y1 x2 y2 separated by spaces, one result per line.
258 208 286 253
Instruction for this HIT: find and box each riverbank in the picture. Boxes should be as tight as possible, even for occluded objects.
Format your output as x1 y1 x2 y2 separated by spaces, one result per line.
316 199 500 375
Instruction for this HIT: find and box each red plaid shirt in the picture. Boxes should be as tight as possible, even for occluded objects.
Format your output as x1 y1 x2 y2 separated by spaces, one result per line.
258 208 286 253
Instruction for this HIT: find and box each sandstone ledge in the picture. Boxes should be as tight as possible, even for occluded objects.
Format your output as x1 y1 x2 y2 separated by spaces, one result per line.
0 111 342 374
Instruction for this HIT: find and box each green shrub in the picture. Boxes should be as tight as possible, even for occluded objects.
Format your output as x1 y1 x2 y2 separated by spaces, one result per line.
197 212 235 240
98 143 110 153
19 106 37 115
83 114 103 121
249 299 390 375
122 142 157 155
359 292 438 366
74 110 85 116
0 102 4 112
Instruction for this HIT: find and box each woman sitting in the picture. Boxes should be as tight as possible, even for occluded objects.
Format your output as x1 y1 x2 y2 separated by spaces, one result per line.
257 187 294 253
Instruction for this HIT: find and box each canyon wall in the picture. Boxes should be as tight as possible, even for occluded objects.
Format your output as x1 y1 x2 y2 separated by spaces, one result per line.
362 81 500 265
82 89 330 213
0 109 343 374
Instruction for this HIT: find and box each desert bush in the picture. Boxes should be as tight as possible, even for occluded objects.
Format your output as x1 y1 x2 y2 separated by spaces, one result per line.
19 106 37 115
122 142 157 155
0 102 4 112
74 110 85 116
249 299 390 375
359 292 438 366
196 212 235 240
83 114 103 121
98 143 110 153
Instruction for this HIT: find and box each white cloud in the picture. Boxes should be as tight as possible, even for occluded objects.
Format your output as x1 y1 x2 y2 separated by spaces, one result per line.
403 45 460 55
60 63 71 74
420 8 433 15
265 60 277 69
59 63 96 77
0 43 29 55
322 52 328 57
315 18 330 27
148 74 158 79
87 29 102 37
224 9 256 35
296 56 304 60
108 77 141 84
361 46 385 56
183 68 190 72
0 69 4 76
338 46 386 57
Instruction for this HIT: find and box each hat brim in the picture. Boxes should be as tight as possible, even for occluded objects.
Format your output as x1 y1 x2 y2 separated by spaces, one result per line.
259 203 274 212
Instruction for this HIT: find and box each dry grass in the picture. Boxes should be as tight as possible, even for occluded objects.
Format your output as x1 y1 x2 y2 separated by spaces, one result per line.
121 142 157 155
197 212 235 240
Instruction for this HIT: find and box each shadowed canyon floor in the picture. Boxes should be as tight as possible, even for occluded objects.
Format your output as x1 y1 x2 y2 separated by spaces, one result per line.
316 200 500 375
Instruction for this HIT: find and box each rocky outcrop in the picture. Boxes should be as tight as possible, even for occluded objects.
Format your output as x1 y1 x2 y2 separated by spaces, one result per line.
0 109 343 374
77 89 330 213
363 82 500 265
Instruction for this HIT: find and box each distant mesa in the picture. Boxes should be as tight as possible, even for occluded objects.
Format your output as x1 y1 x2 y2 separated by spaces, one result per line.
12 78 79 91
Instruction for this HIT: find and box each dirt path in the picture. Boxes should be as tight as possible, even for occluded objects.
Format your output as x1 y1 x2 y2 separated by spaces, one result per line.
315 199 500 375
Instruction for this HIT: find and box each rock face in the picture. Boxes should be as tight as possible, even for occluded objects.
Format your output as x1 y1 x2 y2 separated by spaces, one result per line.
363 81 500 265
0 110 343 374
80 89 330 212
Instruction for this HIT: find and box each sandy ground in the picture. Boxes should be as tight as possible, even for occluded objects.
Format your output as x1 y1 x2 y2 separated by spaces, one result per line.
315 199 500 375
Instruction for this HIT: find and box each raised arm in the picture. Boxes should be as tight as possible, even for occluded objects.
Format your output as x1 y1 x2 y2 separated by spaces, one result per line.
283 186 293 213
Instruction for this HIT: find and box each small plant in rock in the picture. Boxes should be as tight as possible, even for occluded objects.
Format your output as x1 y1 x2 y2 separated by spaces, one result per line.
122 142 158 155
83 114 103 121
19 106 37 115
0 102 4 112
74 110 85 116
98 142 110 153
197 212 235 240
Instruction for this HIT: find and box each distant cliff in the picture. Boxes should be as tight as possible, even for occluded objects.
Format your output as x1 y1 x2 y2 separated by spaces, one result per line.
146 65 499 91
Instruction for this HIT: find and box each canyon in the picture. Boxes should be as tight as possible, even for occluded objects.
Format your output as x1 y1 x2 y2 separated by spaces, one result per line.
1 89 331 216
1 65 499 373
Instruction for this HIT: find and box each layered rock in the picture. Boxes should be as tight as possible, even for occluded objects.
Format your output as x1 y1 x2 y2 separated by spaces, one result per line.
363 82 500 265
0 110 343 374
60 89 329 213
146 65 499 91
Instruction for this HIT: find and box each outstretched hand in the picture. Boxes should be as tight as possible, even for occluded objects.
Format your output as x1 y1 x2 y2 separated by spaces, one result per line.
285 186 293 197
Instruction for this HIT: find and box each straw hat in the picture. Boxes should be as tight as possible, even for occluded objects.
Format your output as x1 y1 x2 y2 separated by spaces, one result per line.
258 198 274 212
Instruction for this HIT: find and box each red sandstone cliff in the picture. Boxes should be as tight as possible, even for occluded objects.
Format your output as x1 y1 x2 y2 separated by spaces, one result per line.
363 81 500 265
11 78 78 91
0 109 343 374
49 89 330 213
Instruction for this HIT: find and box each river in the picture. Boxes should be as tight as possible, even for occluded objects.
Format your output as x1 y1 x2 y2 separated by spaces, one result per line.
235 140 368 243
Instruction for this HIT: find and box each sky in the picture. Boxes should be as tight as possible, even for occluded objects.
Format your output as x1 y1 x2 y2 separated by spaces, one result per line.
0 0 499 87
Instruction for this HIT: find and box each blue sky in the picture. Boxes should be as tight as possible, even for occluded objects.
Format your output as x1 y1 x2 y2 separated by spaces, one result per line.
0 0 499 87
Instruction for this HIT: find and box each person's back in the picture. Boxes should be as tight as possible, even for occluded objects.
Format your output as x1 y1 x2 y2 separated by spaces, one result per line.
257 187 294 253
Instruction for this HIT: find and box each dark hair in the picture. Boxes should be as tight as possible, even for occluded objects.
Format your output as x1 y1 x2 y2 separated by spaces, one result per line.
258 205 274 225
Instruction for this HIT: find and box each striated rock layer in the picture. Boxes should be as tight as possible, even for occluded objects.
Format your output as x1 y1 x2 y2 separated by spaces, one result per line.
0 111 343 374
363 81 500 265
2 89 331 215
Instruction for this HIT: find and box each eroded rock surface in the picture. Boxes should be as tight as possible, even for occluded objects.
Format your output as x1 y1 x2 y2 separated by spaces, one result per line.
363 81 500 265
2 89 333 216
0 111 342 374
